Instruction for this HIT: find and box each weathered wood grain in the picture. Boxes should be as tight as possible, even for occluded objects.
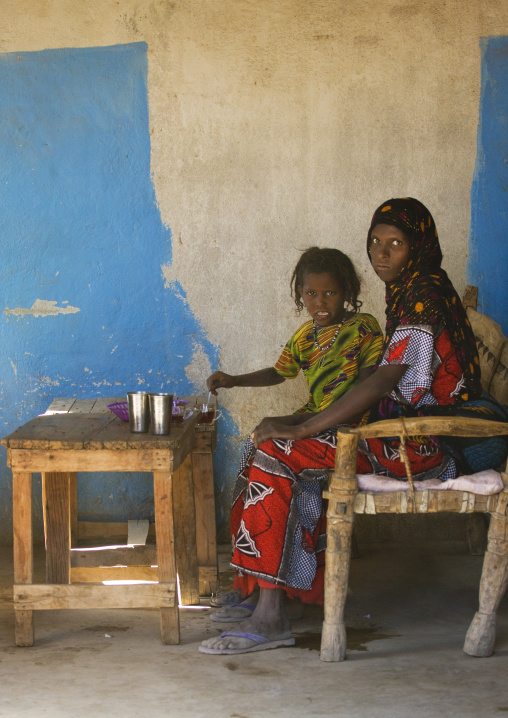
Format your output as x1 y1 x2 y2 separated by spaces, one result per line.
12 471 34 646
349 417 508 440
70 566 158 582
7 449 172 472
14 583 175 610
71 544 157 567
192 448 219 595
172 454 200 605
153 469 180 644
76 521 156 541
42 472 71 584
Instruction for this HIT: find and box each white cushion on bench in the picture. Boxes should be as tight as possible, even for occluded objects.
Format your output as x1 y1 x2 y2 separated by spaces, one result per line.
357 469 504 495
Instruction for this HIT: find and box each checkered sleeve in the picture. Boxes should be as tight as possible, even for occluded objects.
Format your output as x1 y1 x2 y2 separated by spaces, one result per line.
379 325 438 407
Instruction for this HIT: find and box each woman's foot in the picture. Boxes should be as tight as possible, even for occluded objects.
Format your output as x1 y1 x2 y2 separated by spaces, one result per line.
210 594 259 622
209 588 243 608
200 588 293 654
210 592 303 623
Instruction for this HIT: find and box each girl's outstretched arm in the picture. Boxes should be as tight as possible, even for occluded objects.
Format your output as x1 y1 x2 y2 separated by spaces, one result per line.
251 363 408 447
207 367 285 395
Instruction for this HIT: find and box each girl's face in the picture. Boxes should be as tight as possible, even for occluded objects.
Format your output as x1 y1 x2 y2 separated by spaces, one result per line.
299 272 346 327
369 223 411 283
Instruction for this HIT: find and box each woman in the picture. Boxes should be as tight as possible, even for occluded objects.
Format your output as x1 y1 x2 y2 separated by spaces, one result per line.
200 197 508 655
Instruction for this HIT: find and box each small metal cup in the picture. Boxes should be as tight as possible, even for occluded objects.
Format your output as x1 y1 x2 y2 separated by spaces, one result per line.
127 391 150 433
149 393 173 435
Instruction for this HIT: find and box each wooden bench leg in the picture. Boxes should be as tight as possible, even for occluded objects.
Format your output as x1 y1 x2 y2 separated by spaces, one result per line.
13 471 34 646
321 432 359 662
464 497 508 657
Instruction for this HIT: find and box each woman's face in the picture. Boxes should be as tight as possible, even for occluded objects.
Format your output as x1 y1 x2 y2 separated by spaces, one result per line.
369 224 411 283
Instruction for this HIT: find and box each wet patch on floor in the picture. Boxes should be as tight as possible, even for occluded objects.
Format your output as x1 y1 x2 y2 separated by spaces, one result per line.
295 625 399 652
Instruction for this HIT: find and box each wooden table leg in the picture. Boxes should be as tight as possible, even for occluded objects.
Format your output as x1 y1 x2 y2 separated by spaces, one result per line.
42 472 71 584
13 471 34 646
69 473 78 547
154 469 180 644
172 453 200 605
192 441 219 595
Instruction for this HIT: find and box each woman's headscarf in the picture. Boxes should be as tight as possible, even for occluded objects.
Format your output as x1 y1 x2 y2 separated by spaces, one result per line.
367 197 482 401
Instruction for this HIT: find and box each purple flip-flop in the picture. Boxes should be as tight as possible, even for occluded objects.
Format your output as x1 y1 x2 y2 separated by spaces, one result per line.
210 602 257 623
199 630 295 655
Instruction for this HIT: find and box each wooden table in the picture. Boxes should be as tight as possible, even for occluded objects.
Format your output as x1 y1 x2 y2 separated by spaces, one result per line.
2 396 218 646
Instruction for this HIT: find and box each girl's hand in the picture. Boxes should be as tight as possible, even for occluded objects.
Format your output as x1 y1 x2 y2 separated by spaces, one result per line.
251 418 299 448
206 371 236 395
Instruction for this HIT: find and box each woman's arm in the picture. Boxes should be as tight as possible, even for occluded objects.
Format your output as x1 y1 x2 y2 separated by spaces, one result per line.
251 363 408 446
207 367 285 395
254 365 378 430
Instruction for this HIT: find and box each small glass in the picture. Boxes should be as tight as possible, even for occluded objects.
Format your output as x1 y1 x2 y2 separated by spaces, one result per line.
197 395 222 425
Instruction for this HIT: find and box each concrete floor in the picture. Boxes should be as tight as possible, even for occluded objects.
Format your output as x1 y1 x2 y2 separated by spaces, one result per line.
1 540 507 718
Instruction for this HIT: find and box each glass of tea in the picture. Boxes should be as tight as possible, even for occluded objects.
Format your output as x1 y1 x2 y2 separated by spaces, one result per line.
172 398 190 426
198 396 222 425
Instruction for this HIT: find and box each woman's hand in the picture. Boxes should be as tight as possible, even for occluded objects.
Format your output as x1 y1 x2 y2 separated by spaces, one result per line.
206 371 236 395
251 418 301 448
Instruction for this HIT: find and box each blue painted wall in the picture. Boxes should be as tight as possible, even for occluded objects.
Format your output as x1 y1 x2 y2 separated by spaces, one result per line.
0 43 238 544
468 36 508 336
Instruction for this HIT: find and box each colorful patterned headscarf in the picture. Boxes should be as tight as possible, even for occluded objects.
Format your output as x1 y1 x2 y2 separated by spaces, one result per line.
367 197 482 401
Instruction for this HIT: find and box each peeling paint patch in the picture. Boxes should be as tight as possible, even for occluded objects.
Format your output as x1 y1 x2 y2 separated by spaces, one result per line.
185 341 212 390
161 263 187 304
36 376 60 386
5 299 80 318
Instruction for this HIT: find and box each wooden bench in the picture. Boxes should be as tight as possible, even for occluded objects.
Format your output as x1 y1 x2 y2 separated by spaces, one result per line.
321 292 508 661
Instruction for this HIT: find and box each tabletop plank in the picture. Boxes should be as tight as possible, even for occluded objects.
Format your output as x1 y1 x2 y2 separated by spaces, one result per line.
2 414 117 450
46 398 76 414
91 397 122 413
2 407 201 452
2 396 213 451
69 399 97 414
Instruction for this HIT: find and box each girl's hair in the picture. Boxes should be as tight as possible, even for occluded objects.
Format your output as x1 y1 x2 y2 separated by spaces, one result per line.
290 246 362 314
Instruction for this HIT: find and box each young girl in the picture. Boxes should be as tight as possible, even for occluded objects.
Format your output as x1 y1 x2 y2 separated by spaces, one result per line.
201 247 383 647
200 197 507 656
207 246 383 415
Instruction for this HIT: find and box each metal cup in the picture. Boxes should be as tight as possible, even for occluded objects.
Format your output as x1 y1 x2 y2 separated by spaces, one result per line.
149 393 173 435
127 391 150 433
